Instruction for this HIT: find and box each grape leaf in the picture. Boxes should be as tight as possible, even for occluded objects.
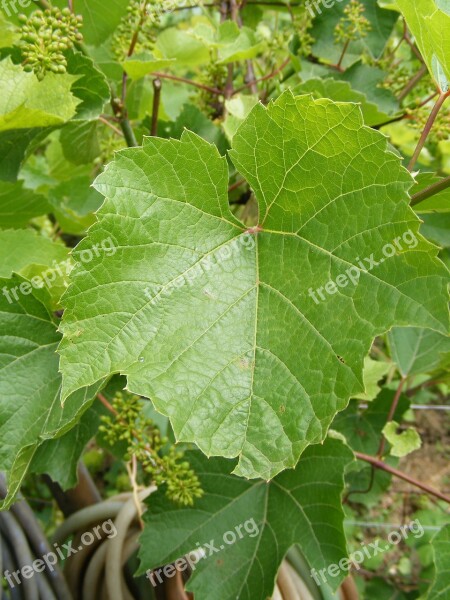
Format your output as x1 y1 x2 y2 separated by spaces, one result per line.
0 277 103 509
59 91 449 480
388 327 450 376
412 173 450 214
0 182 50 228
382 421 421 457
294 78 396 127
353 357 390 401
122 52 176 80
427 525 450 599
0 229 69 278
65 50 110 120
394 0 450 92
74 0 129 46
311 0 398 69
137 438 353 599
0 58 80 131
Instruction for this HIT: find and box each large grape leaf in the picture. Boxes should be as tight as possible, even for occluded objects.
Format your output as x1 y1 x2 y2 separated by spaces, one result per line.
394 0 450 92
427 525 450 599
137 438 353 599
0 276 102 509
59 91 449 480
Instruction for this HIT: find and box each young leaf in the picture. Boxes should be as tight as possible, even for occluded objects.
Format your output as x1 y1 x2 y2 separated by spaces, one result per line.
137 438 353 599
0 182 50 228
382 421 421 458
59 91 449 480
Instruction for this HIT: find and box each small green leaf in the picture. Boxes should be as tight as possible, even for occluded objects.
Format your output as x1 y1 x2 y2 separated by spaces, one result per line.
137 438 353 599
382 420 421 457
122 51 176 80
389 327 450 376
0 182 50 228
0 229 69 279
353 357 390 401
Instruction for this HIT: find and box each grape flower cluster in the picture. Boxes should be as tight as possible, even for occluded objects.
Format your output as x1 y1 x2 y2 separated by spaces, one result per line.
100 392 204 507
18 7 83 80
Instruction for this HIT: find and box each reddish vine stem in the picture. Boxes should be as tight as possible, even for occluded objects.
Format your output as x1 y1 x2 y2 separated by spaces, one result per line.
398 64 427 103
377 376 407 459
233 56 290 94
408 90 450 171
336 39 350 72
98 116 123 137
354 453 450 504
150 71 222 94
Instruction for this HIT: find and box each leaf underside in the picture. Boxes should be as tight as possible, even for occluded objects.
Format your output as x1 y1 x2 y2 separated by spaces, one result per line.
59 91 449 479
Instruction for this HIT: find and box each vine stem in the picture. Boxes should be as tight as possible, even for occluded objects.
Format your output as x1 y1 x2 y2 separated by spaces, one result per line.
410 174 450 207
397 64 427 103
149 72 222 94
408 90 450 171
354 453 450 504
336 39 350 72
151 78 162 136
377 376 407 458
233 56 290 95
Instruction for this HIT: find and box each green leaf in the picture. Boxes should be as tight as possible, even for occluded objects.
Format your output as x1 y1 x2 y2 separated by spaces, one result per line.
65 50 110 120
122 51 176 80
30 402 103 490
137 438 353 599
412 173 450 213
59 91 449 480
74 0 129 46
311 0 398 69
217 21 262 64
382 420 421 457
60 121 101 165
156 27 210 66
394 0 450 91
0 58 80 131
388 327 450 376
427 525 450 599
353 357 390 401
47 175 105 235
294 78 397 127
222 94 259 140
0 182 50 228
0 229 69 279
333 390 409 457
0 277 102 509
